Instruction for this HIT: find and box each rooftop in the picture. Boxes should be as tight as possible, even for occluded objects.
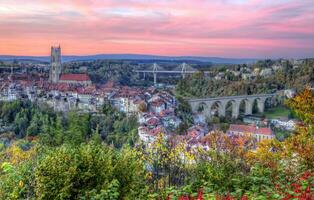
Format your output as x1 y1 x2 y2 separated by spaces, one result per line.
59 73 90 82
228 124 273 136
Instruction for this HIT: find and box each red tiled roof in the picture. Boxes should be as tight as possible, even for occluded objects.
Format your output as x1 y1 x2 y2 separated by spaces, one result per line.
151 99 165 107
147 117 159 126
159 109 174 117
228 124 273 136
256 127 273 135
149 126 166 136
59 73 90 82
229 124 256 133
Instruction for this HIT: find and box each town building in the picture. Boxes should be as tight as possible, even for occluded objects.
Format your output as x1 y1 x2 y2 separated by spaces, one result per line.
227 124 274 142
270 119 298 131
187 124 208 139
138 125 167 143
259 68 273 77
243 116 268 126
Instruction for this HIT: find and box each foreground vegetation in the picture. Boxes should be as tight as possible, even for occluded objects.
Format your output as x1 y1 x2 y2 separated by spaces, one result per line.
0 89 313 199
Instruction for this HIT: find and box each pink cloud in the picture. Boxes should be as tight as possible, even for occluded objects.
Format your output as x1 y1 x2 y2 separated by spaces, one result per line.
0 0 313 58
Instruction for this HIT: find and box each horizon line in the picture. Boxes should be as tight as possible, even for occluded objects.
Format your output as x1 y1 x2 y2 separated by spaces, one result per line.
0 53 312 60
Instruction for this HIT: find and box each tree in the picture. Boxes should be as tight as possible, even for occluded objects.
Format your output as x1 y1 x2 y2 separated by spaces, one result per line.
26 112 43 137
64 112 90 145
286 87 314 126
90 124 102 145
283 88 314 169
14 109 29 138
35 144 147 199
175 97 193 127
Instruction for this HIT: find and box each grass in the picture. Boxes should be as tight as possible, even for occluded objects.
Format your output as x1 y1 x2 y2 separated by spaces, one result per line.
264 106 291 119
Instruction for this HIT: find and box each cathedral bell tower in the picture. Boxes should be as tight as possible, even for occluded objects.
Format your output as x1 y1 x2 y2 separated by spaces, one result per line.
49 45 62 83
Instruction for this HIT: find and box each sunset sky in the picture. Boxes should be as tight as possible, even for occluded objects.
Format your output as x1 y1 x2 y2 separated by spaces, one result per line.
0 0 313 58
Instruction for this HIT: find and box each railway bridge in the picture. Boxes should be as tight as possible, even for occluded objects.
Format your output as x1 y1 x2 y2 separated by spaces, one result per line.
187 93 276 119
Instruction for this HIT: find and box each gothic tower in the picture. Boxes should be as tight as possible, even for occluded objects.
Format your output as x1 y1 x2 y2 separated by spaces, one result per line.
49 45 62 83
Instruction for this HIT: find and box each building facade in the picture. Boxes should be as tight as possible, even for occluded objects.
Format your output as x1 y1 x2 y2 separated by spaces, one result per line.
227 124 274 142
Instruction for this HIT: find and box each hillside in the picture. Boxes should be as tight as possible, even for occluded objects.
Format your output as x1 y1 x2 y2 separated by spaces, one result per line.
0 54 257 64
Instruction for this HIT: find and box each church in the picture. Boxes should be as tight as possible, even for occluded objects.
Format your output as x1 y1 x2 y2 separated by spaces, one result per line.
49 46 92 86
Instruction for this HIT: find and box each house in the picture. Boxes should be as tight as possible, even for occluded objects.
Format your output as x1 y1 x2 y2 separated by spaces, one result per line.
230 70 241 77
187 125 208 139
149 99 166 114
253 68 260 76
293 65 300 69
25 85 37 102
243 116 267 126
129 98 146 113
146 117 160 128
214 72 225 80
138 126 152 143
138 113 153 124
138 125 167 143
259 68 273 77
270 119 297 131
241 73 254 80
227 124 274 142
255 127 274 142
7 83 21 101
284 89 296 99
148 91 176 110
109 87 146 114
271 65 283 71
162 115 181 130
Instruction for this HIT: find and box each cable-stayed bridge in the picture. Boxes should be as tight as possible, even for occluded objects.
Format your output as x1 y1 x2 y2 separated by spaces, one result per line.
134 63 210 85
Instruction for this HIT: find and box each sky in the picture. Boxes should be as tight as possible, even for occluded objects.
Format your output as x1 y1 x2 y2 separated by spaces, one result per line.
0 0 313 58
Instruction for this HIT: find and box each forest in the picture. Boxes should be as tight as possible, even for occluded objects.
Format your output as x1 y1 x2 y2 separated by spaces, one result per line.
0 88 313 199
0 100 138 148
176 59 314 98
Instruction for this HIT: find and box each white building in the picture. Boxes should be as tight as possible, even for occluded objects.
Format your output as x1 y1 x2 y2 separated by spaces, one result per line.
259 68 273 77
271 119 297 131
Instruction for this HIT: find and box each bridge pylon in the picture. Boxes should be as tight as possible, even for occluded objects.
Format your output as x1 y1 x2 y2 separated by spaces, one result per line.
153 63 158 86
181 62 187 78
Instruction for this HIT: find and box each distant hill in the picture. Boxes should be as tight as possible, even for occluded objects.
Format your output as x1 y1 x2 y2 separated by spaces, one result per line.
0 54 257 64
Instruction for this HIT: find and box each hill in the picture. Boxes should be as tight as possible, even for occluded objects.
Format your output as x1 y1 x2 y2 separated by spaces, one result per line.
0 54 257 64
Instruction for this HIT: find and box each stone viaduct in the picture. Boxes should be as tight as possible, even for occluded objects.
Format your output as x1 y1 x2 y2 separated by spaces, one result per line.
187 93 276 119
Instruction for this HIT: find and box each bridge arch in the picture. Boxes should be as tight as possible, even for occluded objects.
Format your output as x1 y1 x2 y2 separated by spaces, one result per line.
210 100 225 118
190 101 210 118
187 93 276 120
252 97 270 113
264 96 277 111
239 98 254 115
225 99 240 119
196 102 210 117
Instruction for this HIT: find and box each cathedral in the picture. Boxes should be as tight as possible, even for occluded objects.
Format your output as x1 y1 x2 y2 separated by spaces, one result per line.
49 46 91 86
